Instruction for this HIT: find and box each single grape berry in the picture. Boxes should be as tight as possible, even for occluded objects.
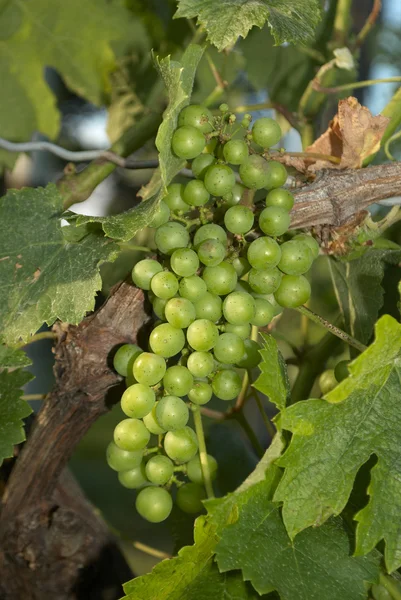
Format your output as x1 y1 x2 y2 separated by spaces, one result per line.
251 298 275 327
149 201 170 228
118 463 148 489
224 205 254 234
194 224 227 248
334 360 350 382
176 482 206 514
136 487 173 523
113 344 142 377
145 455 174 485
155 395 189 431
202 261 238 295
224 322 251 339
170 248 199 277
194 291 223 322
259 206 291 237
264 161 287 190
187 351 214 378
191 153 216 180
247 237 281 270
188 381 213 405
204 164 236 197
172 125 205 159
178 104 213 133
186 319 219 352
232 256 251 277
163 183 190 213
236 339 261 368
164 427 199 463
106 441 143 471
248 267 282 294
114 418 150 451
143 406 166 434
132 259 163 290
319 369 337 395
274 274 311 308
163 365 194 397
187 454 218 484
133 352 166 386
214 332 245 364
183 179 210 206
150 271 179 299
121 383 155 419
223 183 246 206
293 233 320 259
149 323 186 358
252 117 282 148
223 291 255 325
239 155 270 189
197 239 226 267
179 275 208 302
153 297 168 321
266 188 294 211
278 240 313 276
223 139 249 165
155 222 190 255
212 369 242 400
165 297 196 329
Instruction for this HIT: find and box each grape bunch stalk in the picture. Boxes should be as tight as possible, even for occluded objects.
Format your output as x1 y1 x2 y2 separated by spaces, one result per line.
106 103 319 524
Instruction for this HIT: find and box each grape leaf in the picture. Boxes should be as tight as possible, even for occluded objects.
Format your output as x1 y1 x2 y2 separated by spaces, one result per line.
0 185 118 344
0 0 144 146
0 346 32 369
253 333 290 410
75 43 204 242
174 0 322 51
274 315 401 572
0 368 33 466
328 248 401 346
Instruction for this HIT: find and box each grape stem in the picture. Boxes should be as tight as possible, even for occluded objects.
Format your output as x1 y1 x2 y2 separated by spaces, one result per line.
17 331 57 348
379 573 401 600
21 394 47 401
234 370 250 412
192 405 215 499
133 541 171 560
295 305 367 353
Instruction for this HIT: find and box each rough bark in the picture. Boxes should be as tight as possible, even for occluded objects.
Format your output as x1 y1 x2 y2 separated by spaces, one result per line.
0 281 151 600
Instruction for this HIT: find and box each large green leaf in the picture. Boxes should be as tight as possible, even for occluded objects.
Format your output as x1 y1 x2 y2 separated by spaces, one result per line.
0 0 145 145
253 333 290 410
274 315 401 572
0 368 33 466
174 0 322 51
328 249 401 346
0 185 117 344
75 43 204 242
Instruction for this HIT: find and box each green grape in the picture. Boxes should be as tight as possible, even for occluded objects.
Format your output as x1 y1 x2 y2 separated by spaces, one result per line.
156 395 189 431
214 332 245 364
252 117 282 148
371 584 393 600
179 275 208 302
149 323 186 358
224 205 254 234
223 291 255 325
187 319 219 351
194 224 227 248
188 381 213 405
232 256 251 277
150 271 179 299
133 352 166 386
121 383 155 419
259 206 291 237
143 406 166 435
241 113 252 128
155 222 190 255
106 441 143 471
204 137 217 154
114 418 150 451
274 274 311 308
163 365 194 396
278 240 313 275
183 179 210 206
132 259 163 290
191 153 216 179
223 139 249 165
118 462 148 489
178 104 213 134
223 182 246 206
172 125 205 159
163 183 190 213
194 291 223 322
251 297 275 327
113 344 142 377
187 351 215 378
197 239 226 267
204 164 236 196
247 237 281 269
265 188 294 211
165 297 196 328
264 161 287 190
212 369 242 400
153 297 168 321
236 339 261 368
219 103 229 113
319 369 337 395
164 426 199 463
136 486 173 523
334 360 350 382
149 201 170 228
239 155 270 189
235 279 253 294
202 262 238 295
224 322 251 339
170 248 199 277
187 455 218 484
145 455 174 485
248 267 282 294
293 233 320 259
176 482 206 514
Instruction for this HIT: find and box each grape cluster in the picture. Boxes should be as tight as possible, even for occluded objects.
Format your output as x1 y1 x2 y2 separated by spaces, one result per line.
107 104 319 523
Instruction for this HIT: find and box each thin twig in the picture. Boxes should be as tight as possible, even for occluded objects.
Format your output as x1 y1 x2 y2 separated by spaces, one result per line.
313 77 401 94
199 406 225 420
17 331 57 348
234 370 250 411
21 394 47 401
379 573 401 600
133 541 171 560
192 406 214 499
355 0 382 48
295 306 367 353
